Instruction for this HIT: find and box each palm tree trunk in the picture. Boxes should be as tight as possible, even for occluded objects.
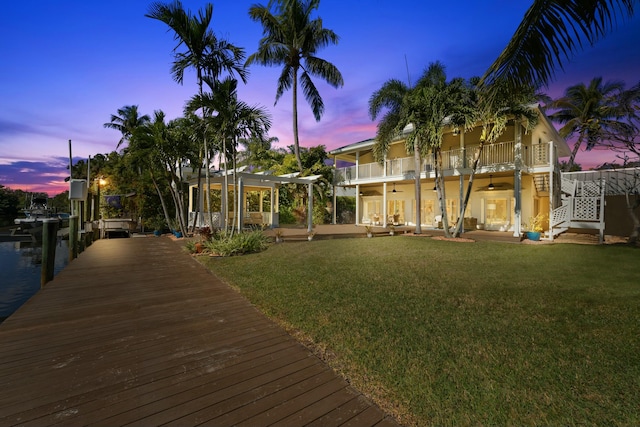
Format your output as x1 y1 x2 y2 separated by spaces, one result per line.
435 150 451 238
198 69 214 229
568 135 585 168
452 142 485 237
191 161 203 233
413 140 422 234
150 171 172 232
292 68 303 172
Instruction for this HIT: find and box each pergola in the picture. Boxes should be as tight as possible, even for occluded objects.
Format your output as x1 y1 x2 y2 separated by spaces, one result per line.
187 169 321 232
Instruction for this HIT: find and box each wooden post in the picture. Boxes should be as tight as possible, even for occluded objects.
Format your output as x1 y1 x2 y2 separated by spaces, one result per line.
41 219 59 287
69 215 79 261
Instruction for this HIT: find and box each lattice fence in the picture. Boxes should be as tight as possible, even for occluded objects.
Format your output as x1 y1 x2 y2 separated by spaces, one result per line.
573 197 602 221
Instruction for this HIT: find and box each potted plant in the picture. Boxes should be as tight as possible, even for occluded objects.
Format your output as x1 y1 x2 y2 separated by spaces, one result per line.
526 213 546 241
147 216 165 237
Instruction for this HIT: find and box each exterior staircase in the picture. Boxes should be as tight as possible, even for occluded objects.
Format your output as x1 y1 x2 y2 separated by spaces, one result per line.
549 176 606 242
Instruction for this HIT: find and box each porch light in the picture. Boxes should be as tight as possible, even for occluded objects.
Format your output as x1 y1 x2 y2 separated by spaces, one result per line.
488 175 495 190
452 127 459 136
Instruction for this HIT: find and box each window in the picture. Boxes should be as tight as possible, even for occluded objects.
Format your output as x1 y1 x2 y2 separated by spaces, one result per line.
387 200 405 224
421 199 435 225
485 198 508 226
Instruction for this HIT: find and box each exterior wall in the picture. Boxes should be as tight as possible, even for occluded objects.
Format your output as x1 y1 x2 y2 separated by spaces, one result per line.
359 175 541 233
604 195 639 237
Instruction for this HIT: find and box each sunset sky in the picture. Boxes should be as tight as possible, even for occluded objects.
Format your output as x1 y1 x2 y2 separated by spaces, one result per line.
1 0 639 196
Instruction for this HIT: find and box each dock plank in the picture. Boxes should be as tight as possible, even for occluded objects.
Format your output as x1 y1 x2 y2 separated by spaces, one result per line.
0 237 399 426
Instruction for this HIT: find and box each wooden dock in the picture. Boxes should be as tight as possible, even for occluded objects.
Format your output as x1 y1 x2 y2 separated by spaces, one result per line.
0 237 399 426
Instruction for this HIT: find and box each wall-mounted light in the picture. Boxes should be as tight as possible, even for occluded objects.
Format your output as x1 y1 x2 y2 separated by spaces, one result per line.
488 175 495 190
452 127 459 136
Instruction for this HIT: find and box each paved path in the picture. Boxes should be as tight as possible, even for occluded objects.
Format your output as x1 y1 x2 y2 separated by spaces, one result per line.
0 237 399 426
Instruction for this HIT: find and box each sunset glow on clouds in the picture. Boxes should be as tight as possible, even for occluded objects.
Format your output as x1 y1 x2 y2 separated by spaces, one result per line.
1 1 639 196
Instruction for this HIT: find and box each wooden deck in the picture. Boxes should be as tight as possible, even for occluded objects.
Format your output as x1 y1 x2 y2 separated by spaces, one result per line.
0 237 399 426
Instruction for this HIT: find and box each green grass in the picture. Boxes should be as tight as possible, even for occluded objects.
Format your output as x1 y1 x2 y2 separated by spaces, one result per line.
197 237 640 426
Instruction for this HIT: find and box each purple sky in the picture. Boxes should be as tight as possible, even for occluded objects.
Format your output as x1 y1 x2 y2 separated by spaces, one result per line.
1 1 639 196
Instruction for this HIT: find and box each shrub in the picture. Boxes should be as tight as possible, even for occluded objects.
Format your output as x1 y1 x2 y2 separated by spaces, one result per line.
278 206 297 224
203 230 269 256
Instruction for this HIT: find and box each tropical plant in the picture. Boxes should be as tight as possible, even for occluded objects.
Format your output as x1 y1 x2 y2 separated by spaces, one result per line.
548 77 627 168
203 229 270 256
247 0 344 172
527 212 547 232
103 105 150 150
128 110 177 233
147 1 247 228
238 136 284 171
451 83 539 237
580 81 640 158
369 61 474 236
187 76 272 233
482 0 636 96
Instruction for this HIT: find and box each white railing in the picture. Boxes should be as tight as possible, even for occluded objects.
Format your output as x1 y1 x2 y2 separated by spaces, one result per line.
334 140 557 185
528 143 550 166
387 157 417 176
551 203 570 227
357 162 384 179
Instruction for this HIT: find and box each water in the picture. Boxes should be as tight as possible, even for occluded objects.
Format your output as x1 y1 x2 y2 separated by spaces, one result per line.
0 239 69 321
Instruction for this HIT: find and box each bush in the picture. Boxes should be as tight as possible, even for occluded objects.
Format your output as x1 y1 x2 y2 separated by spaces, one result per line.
203 230 269 256
278 206 297 224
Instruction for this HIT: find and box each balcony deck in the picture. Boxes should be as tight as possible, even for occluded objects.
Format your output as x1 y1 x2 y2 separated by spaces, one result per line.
335 141 552 185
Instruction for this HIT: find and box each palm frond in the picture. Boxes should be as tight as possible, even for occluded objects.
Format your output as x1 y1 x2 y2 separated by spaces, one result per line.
483 0 636 92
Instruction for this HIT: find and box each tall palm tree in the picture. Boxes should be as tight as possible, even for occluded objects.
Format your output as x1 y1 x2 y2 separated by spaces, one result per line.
482 0 636 95
146 1 247 228
247 0 344 172
369 62 473 235
127 111 175 233
549 77 626 167
103 105 150 150
187 77 272 232
451 83 539 237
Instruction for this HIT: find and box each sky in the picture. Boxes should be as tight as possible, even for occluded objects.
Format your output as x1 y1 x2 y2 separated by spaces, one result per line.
1 1 639 197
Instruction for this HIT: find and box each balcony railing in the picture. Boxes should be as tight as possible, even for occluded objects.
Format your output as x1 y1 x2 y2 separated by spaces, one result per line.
334 141 553 184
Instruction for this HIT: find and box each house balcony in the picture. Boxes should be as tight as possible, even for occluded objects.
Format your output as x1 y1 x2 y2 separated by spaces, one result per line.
334 141 554 185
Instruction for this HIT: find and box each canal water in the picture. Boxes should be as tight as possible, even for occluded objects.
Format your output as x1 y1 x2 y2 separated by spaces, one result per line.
0 239 69 322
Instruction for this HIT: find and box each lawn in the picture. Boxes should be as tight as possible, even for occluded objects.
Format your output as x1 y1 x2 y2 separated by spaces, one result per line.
198 236 640 426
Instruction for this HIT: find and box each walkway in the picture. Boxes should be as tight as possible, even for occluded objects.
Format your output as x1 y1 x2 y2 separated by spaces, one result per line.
0 237 399 426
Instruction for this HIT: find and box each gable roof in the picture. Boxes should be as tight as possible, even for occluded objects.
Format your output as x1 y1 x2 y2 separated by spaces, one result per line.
329 105 570 159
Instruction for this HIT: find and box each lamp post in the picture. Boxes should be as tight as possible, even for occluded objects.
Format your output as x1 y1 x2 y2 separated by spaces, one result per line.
95 177 106 221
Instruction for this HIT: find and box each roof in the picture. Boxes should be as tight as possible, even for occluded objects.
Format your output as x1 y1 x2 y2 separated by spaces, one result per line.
329 105 570 158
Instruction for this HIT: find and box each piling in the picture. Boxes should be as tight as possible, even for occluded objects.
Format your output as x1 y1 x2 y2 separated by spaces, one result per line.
41 218 59 287
69 215 79 261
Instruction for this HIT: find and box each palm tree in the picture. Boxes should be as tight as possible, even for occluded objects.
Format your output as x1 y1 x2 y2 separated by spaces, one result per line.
247 0 344 172
451 83 539 237
549 77 626 167
369 62 473 235
482 0 636 94
103 105 150 150
127 111 175 233
187 77 272 232
146 1 247 228
238 136 283 171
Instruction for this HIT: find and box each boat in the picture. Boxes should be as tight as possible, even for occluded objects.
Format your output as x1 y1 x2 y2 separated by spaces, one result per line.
12 196 61 240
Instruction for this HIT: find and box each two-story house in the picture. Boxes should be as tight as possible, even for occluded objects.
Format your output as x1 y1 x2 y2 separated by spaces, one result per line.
330 104 574 238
